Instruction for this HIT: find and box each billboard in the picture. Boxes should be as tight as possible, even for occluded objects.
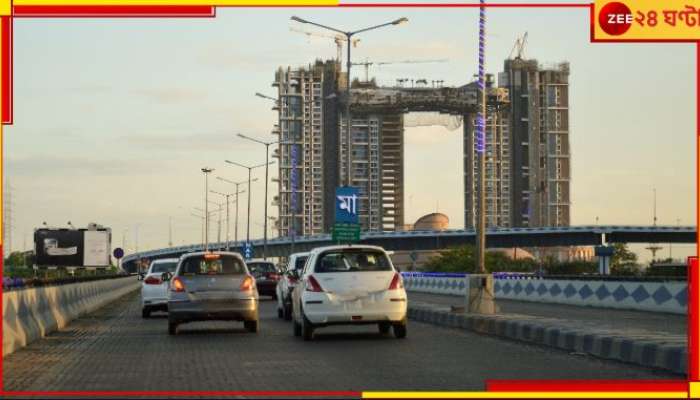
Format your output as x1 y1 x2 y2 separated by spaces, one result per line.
34 227 111 267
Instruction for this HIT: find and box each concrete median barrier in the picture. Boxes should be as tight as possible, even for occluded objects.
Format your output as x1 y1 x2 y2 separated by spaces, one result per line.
3 276 140 356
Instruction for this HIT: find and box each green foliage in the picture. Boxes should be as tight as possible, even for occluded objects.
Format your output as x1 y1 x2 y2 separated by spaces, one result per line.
423 246 475 273
4 251 27 268
610 243 641 276
423 245 537 273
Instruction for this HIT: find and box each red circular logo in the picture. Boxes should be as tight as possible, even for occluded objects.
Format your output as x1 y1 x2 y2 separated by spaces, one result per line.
599 2 633 36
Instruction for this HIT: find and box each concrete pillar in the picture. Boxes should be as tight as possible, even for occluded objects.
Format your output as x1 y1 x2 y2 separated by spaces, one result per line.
595 245 614 275
465 274 498 314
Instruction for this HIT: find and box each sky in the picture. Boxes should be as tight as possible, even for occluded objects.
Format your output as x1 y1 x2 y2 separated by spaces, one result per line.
4 6 697 262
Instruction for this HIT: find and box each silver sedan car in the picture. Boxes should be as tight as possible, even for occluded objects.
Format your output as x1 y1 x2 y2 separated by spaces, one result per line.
166 251 259 335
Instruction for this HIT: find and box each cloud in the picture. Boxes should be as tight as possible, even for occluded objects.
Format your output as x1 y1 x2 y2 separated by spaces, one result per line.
132 87 207 104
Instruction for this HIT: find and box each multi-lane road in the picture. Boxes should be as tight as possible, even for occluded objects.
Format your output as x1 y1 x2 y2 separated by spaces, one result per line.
3 292 678 392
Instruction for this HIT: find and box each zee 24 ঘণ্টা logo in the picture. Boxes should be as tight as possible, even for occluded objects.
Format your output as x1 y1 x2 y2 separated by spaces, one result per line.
598 1 700 37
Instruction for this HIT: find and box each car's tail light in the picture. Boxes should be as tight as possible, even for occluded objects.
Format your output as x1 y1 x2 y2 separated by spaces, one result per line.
240 275 254 292
388 272 403 290
144 276 161 285
171 277 185 292
306 275 324 292
266 272 281 281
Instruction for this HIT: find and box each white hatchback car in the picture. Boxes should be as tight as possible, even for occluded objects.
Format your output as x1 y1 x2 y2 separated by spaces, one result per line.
291 245 407 340
275 252 309 320
141 258 179 318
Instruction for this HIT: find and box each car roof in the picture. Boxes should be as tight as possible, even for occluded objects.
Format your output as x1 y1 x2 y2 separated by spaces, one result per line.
247 258 275 264
290 252 310 258
151 258 179 264
180 251 244 261
308 245 387 254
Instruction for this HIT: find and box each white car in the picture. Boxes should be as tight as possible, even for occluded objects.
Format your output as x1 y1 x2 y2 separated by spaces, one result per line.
291 245 407 341
276 252 309 320
141 258 179 318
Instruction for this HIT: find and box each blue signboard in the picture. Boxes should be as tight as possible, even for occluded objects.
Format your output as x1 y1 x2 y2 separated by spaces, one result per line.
242 242 253 260
113 247 124 259
335 186 360 224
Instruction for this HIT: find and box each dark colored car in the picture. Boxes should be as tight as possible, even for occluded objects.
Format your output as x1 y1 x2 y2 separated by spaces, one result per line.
246 259 281 299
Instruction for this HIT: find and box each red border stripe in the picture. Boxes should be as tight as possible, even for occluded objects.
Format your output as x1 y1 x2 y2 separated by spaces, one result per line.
690 257 698 380
486 380 689 392
2 16 11 124
1 391 360 397
13 5 216 17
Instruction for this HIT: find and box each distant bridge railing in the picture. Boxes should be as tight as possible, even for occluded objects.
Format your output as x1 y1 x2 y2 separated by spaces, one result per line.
121 225 696 269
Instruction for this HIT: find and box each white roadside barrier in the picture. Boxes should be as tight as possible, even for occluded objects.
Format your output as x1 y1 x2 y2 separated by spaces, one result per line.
3 276 140 356
402 272 687 315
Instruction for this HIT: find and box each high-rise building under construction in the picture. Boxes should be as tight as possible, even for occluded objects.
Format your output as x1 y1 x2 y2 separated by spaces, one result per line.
498 58 571 227
273 56 569 236
273 61 405 236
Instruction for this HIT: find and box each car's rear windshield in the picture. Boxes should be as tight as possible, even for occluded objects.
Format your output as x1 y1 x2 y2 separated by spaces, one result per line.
315 250 392 273
248 262 276 276
293 256 308 271
180 255 246 275
151 262 177 274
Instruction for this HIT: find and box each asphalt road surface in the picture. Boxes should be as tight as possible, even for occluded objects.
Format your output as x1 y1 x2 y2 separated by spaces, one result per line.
3 291 678 393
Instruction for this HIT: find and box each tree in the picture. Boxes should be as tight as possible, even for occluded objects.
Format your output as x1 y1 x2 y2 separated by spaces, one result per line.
4 251 26 268
423 246 476 273
423 245 538 273
610 243 640 276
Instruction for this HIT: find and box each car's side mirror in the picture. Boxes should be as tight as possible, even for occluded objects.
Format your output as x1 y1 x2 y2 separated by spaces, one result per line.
161 272 172 282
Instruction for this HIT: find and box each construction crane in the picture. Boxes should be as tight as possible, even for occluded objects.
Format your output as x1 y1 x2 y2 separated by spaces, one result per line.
289 27 360 64
508 32 528 60
351 59 449 82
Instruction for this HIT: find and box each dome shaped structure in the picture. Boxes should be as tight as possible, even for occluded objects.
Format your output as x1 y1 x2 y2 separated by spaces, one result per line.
413 213 449 231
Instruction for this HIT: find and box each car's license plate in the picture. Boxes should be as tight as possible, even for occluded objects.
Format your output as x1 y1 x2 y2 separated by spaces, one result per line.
345 299 362 310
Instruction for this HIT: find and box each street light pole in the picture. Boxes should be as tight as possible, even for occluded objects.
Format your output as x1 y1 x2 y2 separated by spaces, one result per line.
210 190 234 251
237 133 279 260
191 213 205 247
208 200 223 246
290 16 408 186
201 167 214 251
475 1 487 274
217 176 256 248
225 160 274 250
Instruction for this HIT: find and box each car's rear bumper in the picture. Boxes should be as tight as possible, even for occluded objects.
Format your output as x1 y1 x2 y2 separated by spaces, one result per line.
256 281 277 296
142 297 168 307
303 303 407 325
168 298 258 322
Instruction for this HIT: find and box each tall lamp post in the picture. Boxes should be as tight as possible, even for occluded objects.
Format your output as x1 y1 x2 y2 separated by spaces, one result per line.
475 1 487 274
290 15 408 186
237 133 279 260
208 200 224 245
201 167 214 251
210 190 236 251
216 176 256 247
225 160 275 246
193 207 217 248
